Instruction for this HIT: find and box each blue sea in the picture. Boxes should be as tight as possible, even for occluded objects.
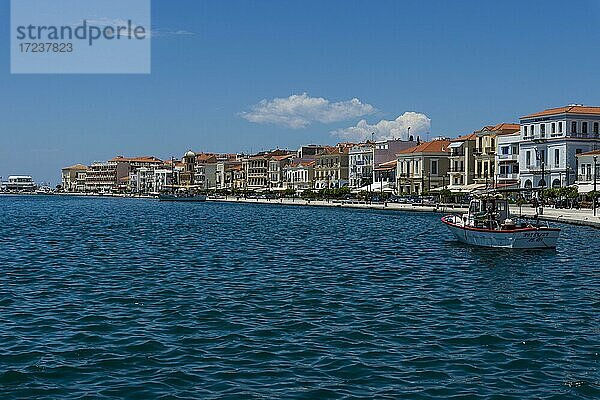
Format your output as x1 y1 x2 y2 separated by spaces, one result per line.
0 195 598 399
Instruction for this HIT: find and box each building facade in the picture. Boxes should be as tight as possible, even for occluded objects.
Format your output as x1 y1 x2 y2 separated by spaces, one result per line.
396 139 451 194
314 145 350 189
348 143 374 189
519 105 600 189
269 155 294 190
447 133 476 189
61 164 87 192
473 123 520 187
284 160 316 191
495 132 520 188
5 176 36 192
575 149 600 194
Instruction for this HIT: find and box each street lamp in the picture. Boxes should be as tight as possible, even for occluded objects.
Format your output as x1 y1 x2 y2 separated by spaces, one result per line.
534 148 546 211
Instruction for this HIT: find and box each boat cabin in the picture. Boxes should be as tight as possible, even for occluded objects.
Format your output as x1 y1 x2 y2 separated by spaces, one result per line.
465 196 511 229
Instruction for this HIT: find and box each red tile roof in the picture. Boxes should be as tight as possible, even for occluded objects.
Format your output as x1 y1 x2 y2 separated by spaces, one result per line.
110 156 163 163
491 123 520 132
271 154 294 161
196 153 218 163
289 160 316 168
521 105 600 119
452 133 477 142
398 139 451 155
579 149 600 156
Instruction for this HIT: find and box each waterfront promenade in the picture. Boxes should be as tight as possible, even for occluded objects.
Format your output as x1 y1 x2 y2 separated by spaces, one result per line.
208 196 600 228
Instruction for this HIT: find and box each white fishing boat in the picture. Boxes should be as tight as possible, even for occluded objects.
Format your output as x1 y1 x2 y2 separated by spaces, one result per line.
442 195 560 249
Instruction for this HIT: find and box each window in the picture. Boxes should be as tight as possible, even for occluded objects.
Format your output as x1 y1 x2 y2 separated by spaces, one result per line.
571 121 577 133
431 160 438 175
524 126 528 136
501 146 509 155
531 125 535 135
551 123 556 133
594 122 599 135
554 149 560 166
540 124 546 135
582 122 588 134
559 121 563 133
526 151 531 167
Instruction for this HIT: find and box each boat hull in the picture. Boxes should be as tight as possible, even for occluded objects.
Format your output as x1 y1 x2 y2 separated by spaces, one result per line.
158 194 207 202
442 216 560 249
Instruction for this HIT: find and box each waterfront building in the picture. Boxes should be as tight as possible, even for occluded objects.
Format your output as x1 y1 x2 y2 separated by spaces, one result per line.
373 159 397 192
85 156 163 193
284 159 316 191
194 153 218 190
296 145 328 159
348 142 374 189
575 149 600 193
314 144 351 189
495 130 521 188
5 176 36 192
244 150 292 191
396 139 451 194
216 154 243 190
269 154 294 190
85 160 126 192
372 138 418 192
179 150 198 187
231 164 246 190
447 133 477 189
349 139 417 191
519 105 600 189
473 123 520 187
61 164 87 192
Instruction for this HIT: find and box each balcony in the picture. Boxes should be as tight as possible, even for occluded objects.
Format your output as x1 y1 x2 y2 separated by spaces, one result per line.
497 173 519 180
497 153 518 161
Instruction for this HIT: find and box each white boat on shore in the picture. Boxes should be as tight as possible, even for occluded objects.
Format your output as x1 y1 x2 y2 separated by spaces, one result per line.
442 195 560 249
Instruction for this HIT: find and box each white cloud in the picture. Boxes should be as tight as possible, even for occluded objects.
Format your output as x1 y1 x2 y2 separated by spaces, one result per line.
240 93 376 129
332 112 431 141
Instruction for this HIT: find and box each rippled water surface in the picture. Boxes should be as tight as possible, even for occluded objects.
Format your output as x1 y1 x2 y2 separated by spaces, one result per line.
0 195 599 399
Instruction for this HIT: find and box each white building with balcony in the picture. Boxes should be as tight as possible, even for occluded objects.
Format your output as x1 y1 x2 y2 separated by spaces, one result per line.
519 105 600 190
348 143 374 189
575 150 600 194
496 132 520 188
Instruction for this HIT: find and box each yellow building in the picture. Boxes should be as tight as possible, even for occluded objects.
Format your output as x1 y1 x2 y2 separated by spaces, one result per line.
473 123 520 186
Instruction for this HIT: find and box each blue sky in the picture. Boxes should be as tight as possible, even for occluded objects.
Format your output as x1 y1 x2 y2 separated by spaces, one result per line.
1 0 600 184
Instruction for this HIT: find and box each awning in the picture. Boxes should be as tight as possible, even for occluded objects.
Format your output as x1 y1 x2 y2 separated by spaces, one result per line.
448 142 464 148
352 181 396 193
